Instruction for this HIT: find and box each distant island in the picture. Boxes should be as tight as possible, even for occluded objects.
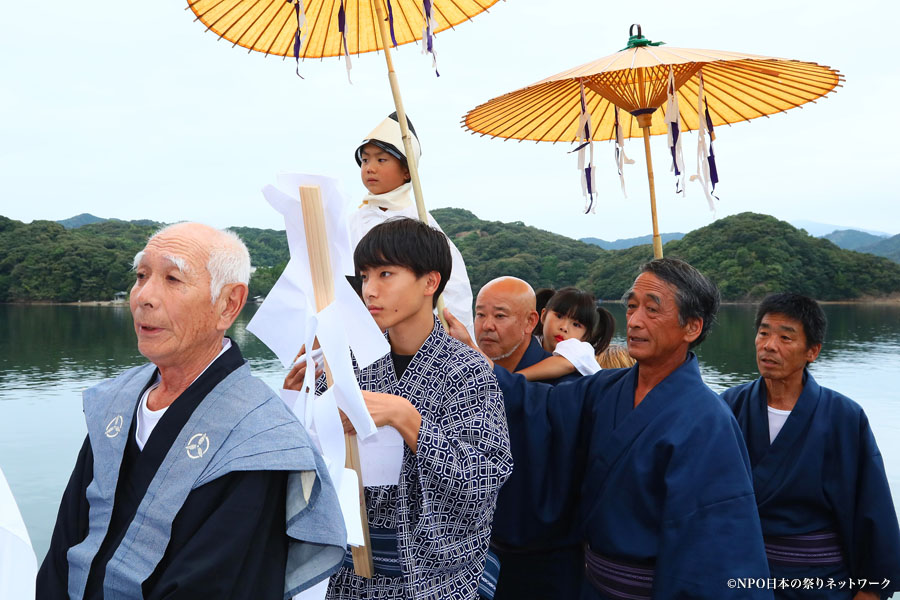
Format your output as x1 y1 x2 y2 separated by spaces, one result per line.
1 211 898 303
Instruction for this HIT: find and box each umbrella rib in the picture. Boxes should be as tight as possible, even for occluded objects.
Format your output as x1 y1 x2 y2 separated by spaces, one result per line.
190 0 232 30
235 0 281 51
468 83 563 132
483 83 574 140
273 6 300 56
706 65 818 115
196 0 249 38
219 1 266 47
730 60 840 95
494 83 574 140
391 0 417 48
257 4 293 56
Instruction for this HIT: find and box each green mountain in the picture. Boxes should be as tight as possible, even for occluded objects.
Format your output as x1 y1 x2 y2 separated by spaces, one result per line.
859 234 900 263
646 213 900 301
3 211 899 303
432 208 607 295
580 232 684 250
824 229 887 251
56 213 106 229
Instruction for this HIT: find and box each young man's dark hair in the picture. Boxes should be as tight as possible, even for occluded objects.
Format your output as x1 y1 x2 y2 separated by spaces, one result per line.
632 257 721 348
754 292 827 348
353 217 452 308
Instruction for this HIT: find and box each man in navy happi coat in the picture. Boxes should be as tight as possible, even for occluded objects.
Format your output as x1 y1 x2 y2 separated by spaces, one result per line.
723 293 900 599
446 276 582 599
465 258 772 599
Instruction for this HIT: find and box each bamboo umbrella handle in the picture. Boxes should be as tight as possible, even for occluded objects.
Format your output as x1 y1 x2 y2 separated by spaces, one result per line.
637 113 664 259
371 1 449 328
299 185 374 578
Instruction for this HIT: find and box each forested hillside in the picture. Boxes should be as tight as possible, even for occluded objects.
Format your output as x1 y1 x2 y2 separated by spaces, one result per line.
2 211 899 303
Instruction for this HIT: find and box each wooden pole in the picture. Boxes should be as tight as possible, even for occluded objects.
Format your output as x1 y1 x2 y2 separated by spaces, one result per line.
637 113 664 259
371 0 449 326
299 185 374 578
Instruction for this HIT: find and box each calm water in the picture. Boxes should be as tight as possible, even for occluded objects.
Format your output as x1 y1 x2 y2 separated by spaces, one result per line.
1 303 899 563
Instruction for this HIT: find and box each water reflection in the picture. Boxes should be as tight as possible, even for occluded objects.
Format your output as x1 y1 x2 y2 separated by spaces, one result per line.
2 303 899 564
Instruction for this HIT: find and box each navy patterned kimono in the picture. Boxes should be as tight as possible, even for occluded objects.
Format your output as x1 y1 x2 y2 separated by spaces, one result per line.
494 353 772 599
723 372 900 599
327 318 513 600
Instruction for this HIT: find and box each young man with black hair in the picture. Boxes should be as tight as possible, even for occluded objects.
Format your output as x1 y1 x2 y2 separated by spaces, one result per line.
286 217 512 600
723 293 900 599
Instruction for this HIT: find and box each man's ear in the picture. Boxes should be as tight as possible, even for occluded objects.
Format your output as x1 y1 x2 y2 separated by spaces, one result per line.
423 271 441 298
805 343 822 364
216 283 249 332
683 317 703 345
524 309 540 334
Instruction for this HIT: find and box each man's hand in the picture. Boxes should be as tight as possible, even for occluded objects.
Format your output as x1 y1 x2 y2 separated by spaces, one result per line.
355 391 422 452
443 309 475 348
444 308 493 368
282 344 324 391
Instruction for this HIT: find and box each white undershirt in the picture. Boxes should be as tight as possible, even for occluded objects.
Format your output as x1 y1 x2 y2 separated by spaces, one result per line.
767 405 792 444
135 338 232 450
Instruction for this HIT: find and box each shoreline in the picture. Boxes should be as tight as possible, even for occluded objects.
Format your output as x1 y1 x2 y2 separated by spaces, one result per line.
4 295 900 307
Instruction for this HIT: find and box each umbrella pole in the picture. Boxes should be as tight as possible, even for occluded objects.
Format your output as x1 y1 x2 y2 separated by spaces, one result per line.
372 0 449 325
637 114 663 259
372 1 427 223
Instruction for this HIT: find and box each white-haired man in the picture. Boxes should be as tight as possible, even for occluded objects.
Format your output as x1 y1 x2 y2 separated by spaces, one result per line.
37 223 346 600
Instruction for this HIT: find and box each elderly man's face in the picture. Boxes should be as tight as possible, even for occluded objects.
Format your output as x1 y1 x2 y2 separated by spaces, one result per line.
474 285 532 361
130 230 221 369
625 272 698 363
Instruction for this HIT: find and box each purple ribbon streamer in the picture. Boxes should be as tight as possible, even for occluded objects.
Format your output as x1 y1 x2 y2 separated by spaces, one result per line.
338 0 350 57
292 1 304 78
386 0 398 47
705 102 719 191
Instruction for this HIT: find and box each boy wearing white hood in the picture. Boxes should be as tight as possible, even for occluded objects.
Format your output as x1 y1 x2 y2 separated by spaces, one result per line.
351 112 475 336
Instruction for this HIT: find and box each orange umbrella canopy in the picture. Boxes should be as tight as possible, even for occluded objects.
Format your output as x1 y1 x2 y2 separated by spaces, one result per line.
187 0 500 59
463 32 843 142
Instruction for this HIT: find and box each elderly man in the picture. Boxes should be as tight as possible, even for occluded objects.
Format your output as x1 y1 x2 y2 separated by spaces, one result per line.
466 259 772 599
37 223 345 600
723 293 900 600
446 276 583 600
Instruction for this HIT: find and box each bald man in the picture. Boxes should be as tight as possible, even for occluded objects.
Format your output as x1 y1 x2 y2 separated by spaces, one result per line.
37 223 345 600
446 277 583 600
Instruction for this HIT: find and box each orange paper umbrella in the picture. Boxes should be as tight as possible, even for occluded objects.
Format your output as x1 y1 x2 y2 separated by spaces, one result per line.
463 25 843 257
187 0 502 224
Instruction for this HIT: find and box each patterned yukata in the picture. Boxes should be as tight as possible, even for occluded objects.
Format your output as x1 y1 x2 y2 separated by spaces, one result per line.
327 318 513 600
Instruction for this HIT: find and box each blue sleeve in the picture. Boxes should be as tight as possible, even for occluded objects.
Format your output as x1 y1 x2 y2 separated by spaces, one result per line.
655 415 772 598
849 412 900 594
493 367 594 538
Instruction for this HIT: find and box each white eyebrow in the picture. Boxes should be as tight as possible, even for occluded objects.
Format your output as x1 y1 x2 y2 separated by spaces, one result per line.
131 251 189 275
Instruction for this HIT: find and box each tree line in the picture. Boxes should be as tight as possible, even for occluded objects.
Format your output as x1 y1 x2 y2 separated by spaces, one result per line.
1 211 898 304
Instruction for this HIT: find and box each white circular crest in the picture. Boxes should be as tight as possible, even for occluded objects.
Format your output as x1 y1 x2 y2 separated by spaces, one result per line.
185 433 210 459
105 415 124 438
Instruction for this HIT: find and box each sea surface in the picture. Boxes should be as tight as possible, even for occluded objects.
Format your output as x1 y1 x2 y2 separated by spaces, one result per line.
1 302 899 565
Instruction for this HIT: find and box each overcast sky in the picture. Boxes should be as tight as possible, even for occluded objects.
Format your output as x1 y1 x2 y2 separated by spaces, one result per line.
2 0 898 241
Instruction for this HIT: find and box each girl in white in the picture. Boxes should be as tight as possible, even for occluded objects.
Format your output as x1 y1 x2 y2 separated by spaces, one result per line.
517 287 616 380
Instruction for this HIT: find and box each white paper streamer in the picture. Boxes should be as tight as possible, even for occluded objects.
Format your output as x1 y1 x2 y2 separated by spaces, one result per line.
575 80 597 214
614 106 634 198
689 69 718 211
664 66 686 196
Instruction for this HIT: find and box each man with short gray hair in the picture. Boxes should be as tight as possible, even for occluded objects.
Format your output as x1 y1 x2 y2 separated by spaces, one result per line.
481 258 772 599
37 223 346 600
